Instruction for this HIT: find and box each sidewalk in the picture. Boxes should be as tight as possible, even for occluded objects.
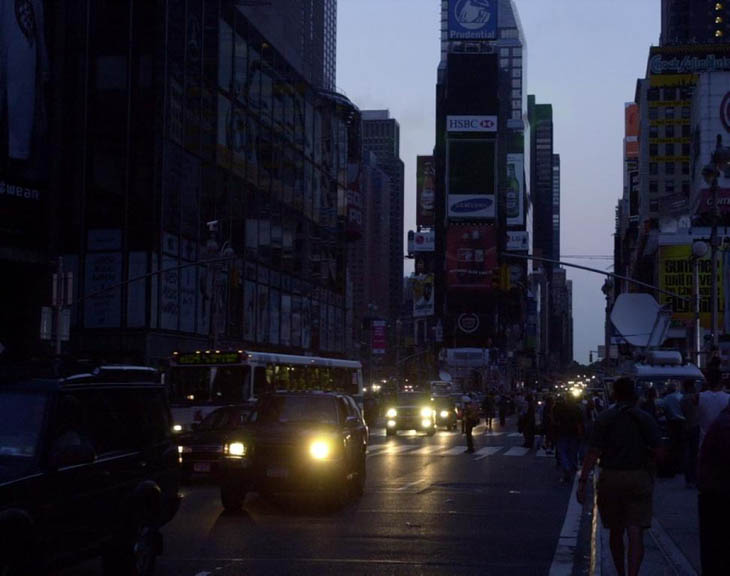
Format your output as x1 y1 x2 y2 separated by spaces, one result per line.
594 475 700 575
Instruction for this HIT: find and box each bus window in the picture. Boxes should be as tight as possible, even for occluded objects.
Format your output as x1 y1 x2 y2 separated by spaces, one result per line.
254 366 269 395
210 366 250 403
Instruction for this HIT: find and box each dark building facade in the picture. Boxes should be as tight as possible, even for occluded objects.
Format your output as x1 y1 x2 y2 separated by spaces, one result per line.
1 1 356 367
661 0 730 44
361 110 404 356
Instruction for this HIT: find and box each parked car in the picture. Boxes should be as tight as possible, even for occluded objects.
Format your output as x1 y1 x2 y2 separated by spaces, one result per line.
218 391 368 511
0 374 181 576
177 403 255 481
384 392 436 436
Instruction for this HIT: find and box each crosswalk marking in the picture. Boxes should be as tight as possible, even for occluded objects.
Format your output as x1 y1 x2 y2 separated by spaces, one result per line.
410 445 439 455
504 446 530 456
508 432 523 438
536 449 555 458
474 446 502 458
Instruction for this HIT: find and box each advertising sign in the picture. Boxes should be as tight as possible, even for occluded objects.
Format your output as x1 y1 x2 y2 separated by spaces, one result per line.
457 313 480 334
447 0 498 41
624 103 639 157
505 153 524 226
448 195 496 219
447 139 496 202
417 156 435 228
691 73 730 214
447 115 497 132
409 231 435 253
446 224 498 290
506 231 529 252
658 244 723 328
413 274 435 317
649 45 730 76
371 320 387 355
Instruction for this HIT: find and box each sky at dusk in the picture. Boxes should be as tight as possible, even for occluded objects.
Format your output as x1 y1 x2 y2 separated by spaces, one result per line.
336 0 661 365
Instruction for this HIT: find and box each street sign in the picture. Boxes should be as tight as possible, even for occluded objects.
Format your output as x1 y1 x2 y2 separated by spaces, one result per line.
40 307 53 340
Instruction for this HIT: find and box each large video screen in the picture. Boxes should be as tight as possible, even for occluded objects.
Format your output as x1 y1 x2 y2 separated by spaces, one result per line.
448 140 495 196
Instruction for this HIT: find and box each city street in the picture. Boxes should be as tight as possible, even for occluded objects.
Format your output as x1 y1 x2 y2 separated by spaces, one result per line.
63 419 580 576
156 422 575 576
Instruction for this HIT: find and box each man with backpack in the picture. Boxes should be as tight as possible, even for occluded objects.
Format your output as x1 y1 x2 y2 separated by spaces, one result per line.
576 377 659 576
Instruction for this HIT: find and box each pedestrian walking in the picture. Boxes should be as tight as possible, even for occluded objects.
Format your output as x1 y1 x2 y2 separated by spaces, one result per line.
639 386 659 421
579 397 597 465
542 396 555 453
577 377 660 576
680 379 699 487
522 394 536 448
697 403 730 576
695 364 730 450
659 382 685 475
554 394 583 483
463 397 479 453
498 393 508 426
482 391 496 431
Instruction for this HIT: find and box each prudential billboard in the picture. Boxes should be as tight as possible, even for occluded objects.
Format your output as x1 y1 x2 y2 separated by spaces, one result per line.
448 0 498 41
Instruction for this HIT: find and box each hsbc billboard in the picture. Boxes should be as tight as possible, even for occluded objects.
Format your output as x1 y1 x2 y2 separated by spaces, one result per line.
447 115 498 133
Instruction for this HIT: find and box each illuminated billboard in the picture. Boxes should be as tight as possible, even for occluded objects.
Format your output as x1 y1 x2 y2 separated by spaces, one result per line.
413 274 435 317
417 156 435 228
447 139 496 220
505 153 524 226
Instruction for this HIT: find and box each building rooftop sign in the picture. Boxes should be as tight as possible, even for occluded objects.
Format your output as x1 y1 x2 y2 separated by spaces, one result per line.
448 0 498 41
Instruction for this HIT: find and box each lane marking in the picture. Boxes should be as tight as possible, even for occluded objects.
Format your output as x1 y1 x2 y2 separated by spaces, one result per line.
474 446 502 460
396 479 426 492
508 432 523 437
548 473 582 576
504 446 530 456
536 449 555 458
441 446 469 455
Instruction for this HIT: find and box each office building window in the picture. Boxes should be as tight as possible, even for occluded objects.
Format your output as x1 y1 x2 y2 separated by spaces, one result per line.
512 99 521 110
512 68 522 78
665 143 675 155
650 162 658 175
682 143 691 156
682 162 689 175
648 88 660 101
650 125 658 138
512 110 521 120
666 180 675 193
500 48 510 56
511 89 521 99
650 143 658 156
649 107 658 120
512 78 521 89
665 107 675 119
500 58 509 68
682 124 691 137
665 125 675 138
682 180 690 195
682 107 691 119
663 87 677 100
650 179 658 193
665 162 675 175
650 200 659 212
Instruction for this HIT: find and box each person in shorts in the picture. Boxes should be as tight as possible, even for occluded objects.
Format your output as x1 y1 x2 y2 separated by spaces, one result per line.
577 377 659 576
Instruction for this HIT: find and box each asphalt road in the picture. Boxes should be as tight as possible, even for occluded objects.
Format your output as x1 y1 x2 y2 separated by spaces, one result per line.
152 420 576 576
63 419 580 576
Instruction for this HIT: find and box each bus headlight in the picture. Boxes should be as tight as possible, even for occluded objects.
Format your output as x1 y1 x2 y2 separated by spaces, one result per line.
309 440 332 460
440 410 449 419
386 408 397 418
421 419 433 429
225 442 247 457
420 407 433 418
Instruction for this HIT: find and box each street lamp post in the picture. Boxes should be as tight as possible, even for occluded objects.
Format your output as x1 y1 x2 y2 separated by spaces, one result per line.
701 134 730 349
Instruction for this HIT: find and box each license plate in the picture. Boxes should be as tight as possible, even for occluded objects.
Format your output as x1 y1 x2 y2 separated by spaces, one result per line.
193 463 211 473
266 466 289 479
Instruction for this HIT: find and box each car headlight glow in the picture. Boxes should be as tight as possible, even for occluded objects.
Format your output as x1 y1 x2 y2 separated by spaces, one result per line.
386 408 397 418
309 440 331 460
440 410 449 418
172 424 183 433
226 442 247 457
177 445 192 454
420 407 433 418
421 418 433 429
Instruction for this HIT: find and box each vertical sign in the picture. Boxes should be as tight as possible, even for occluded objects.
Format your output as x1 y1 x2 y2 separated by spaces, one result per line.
371 320 387 355
417 156 435 228
505 153 524 226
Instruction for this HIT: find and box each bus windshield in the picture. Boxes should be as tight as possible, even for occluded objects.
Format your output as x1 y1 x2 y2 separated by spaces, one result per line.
167 365 251 405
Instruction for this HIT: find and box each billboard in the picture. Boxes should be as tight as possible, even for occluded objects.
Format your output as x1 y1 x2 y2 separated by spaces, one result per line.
447 0 498 41
506 231 529 252
658 244 723 328
448 139 496 200
408 230 435 253
505 153 524 226
448 195 495 219
371 320 387 355
446 224 498 290
413 274 435 317
624 103 639 157
416 156 435 228
447 115 497 133
691 72 730 215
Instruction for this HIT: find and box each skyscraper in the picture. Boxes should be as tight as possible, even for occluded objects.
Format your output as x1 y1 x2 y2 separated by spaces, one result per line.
361 111 405 346
237 0 337 90
661 0 730 45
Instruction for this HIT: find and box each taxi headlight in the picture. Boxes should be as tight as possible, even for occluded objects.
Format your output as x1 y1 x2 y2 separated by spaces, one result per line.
225 442 247 457
386 408 397 418
440 410 449 418
309 440 331 460
420 407 433 418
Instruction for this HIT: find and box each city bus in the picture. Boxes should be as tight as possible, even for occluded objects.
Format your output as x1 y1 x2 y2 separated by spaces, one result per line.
165 350 363 429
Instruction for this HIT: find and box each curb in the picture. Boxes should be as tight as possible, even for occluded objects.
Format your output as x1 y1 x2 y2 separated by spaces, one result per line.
590 472 601 576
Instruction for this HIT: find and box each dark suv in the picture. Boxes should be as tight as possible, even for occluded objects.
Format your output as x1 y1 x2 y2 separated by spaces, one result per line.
0 370 181 575
218 392 368 511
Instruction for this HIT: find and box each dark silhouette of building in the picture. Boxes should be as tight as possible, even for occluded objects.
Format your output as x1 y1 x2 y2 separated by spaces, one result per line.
661 0 730 44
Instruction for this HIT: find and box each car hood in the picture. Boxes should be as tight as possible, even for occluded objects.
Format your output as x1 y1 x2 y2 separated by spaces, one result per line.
252 422 340 445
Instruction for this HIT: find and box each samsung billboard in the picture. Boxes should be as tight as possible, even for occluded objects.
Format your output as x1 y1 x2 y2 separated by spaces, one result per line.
447 0 498 41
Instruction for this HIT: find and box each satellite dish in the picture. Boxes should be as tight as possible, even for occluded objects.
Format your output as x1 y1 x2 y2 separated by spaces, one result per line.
439 370 453 382
610 293 671 348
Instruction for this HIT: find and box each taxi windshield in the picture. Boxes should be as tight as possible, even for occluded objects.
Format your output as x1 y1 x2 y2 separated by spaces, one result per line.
0 391 48 459
255 396 338 426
